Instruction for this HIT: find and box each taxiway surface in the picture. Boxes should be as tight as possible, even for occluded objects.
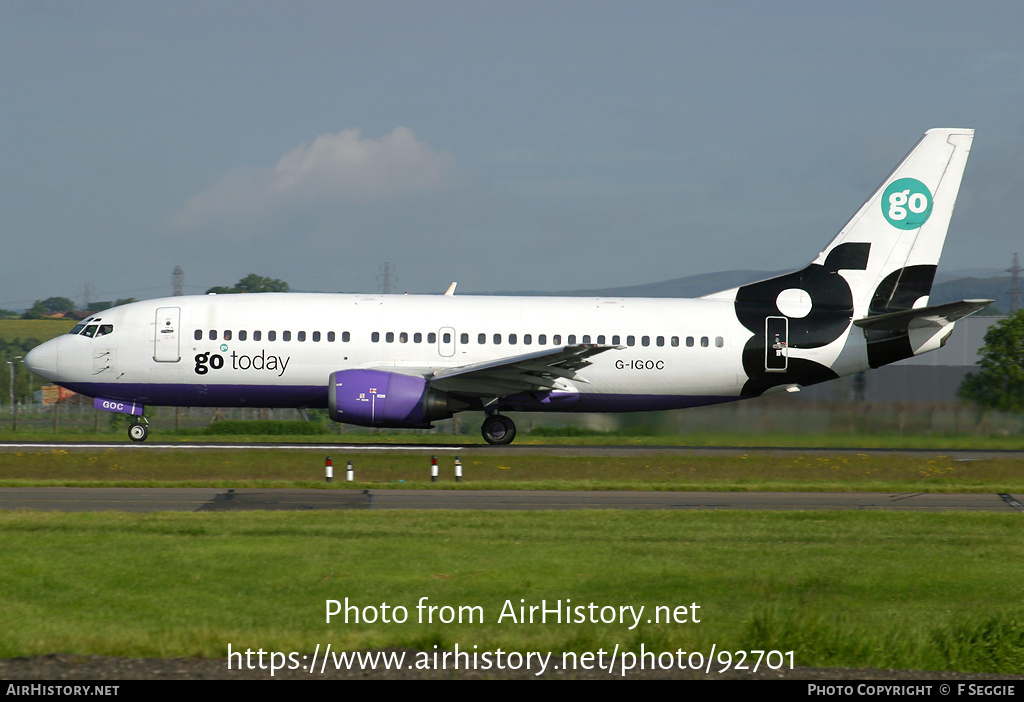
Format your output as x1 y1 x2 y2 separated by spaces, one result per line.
1 486 1021 513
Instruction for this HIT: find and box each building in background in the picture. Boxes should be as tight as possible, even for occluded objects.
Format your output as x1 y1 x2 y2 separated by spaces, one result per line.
800 316 1001 404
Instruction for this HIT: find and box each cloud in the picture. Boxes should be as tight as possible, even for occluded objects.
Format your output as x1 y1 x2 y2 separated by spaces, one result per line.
172 127 459 231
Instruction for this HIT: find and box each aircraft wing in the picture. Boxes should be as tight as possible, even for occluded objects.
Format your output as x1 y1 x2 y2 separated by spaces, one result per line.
426 344 620 397
853 299 993 332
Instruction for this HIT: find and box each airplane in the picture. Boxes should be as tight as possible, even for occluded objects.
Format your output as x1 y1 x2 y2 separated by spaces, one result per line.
25 128 987 444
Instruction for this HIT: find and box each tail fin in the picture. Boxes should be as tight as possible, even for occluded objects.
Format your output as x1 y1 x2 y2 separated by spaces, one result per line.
814 127 974 318
707 128 975 396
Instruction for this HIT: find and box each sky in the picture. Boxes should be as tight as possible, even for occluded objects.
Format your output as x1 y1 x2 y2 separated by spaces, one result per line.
1 1 1023 309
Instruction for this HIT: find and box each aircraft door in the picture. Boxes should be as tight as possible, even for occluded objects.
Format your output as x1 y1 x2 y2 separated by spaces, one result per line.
438 326 456 357
154 307 181 362
765 316 788 372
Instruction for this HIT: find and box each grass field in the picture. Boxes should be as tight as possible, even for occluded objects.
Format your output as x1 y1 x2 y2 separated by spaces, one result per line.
1 443 1023 674
0 318 74 343
2 509 1022 673
1 446 1023 493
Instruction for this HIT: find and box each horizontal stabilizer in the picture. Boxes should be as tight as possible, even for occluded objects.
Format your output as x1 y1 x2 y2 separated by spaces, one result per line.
853 299 993 332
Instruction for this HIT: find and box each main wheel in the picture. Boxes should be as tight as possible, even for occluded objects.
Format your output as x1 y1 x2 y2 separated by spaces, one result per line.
128 422 149 442
481 414 516 445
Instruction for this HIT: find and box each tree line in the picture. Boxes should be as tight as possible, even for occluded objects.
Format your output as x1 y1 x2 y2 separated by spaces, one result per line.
2 273 291 320
958 310 1024 414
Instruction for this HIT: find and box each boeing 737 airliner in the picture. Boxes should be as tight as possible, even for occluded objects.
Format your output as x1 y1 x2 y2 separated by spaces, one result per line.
25 129 986 444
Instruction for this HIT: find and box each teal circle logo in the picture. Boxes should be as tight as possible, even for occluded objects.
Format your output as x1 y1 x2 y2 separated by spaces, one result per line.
882 178 932 230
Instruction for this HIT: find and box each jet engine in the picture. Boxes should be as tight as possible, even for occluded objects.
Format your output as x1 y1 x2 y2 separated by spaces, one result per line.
328 369 457 428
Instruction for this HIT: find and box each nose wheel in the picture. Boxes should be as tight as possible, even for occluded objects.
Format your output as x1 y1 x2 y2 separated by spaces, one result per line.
128 419 149 442
481 414 516 445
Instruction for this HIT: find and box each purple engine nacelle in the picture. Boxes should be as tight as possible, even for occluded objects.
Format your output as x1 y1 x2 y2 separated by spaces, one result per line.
328 369 455 428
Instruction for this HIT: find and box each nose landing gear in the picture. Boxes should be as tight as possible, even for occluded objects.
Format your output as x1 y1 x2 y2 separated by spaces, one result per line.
128 417 149 442
481 414 516 445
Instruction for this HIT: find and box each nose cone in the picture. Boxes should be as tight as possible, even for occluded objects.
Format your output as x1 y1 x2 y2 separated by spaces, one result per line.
24 339 59 380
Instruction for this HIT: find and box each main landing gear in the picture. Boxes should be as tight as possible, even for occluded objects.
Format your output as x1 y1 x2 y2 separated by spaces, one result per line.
481 414 516 445
128 417 149 442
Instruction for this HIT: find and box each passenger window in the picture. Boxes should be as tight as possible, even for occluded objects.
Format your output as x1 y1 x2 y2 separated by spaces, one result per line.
414 332 423 343
312 331 320 342
539 334 547 345
193 330 202 341
582 335 591 344
701 336 709 347
642 336 650 347
509 333 517 345
208 330 217 341
460 333 469 344
478 333 486 344
597 335 605 344
283 331 291 342
612 335 620 345
567 335 576 344
268 331 277 342
223 330 232 341
627 335 635 347
671 336 679 347
327 332 335 342
239 330 247 341
386 332 394 343
716 336 724 348
656 336 664 347
442 332 451 343
371 332 380 342
493 334 501 345
342 331 350 342
254 331 262 341
686 337 694 347
399 332 408 343
524 334 532 345
428 332 436 344
298 331 306 342
553 335 561 345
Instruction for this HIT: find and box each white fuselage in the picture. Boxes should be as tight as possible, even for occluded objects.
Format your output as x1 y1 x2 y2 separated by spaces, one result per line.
27 291 832 413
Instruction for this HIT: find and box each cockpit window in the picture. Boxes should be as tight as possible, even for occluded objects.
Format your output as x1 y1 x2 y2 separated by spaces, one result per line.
66 317 114 337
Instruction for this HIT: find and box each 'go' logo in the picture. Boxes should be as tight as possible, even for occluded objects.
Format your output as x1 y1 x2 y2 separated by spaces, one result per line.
882 177 932 230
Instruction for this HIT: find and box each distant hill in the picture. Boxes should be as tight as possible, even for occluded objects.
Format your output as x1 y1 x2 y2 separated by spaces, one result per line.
930 277 1014 314
493 269 1016 314
492 270 782 298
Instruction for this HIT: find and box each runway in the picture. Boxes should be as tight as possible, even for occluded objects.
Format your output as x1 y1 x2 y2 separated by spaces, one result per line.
1 486 1021 513
2 440 1024 460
